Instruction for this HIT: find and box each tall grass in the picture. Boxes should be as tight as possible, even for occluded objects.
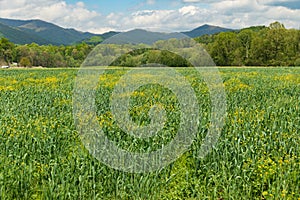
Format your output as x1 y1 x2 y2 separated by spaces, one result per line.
0 67 299 199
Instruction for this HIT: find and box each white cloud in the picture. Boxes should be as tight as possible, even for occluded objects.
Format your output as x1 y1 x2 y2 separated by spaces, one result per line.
0 0 100 30
179 6 200 15
210 0 300 28
257 0 300 9
117 6 222 32
0 0 299 34
213 0 263 14
257 0 298 3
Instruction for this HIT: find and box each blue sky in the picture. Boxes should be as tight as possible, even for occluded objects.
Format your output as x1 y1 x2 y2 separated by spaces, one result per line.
65 0 136 14
65 0 209 14
0 0 299 33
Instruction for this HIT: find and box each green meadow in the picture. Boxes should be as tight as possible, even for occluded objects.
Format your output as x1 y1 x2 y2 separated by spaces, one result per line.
0 67 299 199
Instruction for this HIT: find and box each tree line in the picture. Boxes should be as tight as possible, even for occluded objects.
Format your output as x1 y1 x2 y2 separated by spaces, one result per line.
197 22 300 66
0 38 92 68
0 21 299 67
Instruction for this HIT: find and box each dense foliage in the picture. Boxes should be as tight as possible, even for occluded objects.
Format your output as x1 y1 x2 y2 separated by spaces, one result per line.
0 68 299 199
110 48 192 67
0 21 299 67
0 39 92 68
196 22 300 66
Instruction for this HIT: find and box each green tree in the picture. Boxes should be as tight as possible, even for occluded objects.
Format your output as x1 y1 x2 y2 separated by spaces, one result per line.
0 38 15 65
237 30 254 65
19 57 32 67
208 32 241 66
248 29 269 66
284 29 300 65
266 22 287 65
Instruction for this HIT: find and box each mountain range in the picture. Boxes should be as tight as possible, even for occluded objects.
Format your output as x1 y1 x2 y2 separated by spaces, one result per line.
0 18 234 45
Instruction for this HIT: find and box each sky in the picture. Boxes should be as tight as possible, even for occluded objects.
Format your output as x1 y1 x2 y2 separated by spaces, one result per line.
0 0 299 33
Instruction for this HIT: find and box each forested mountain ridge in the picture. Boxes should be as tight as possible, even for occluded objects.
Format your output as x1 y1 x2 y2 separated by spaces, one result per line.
182 24 234 38
0 18 233 45
0 22 51 45
0 18 106 45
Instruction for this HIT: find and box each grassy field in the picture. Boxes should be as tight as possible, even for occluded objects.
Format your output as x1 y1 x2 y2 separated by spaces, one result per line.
0 67 299 199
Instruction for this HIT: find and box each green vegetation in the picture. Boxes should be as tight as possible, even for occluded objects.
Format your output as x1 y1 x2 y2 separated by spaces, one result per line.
196 22 300 66
0 38 92 68
182 24 233 38
0 18 105 45
111 48 192 67
82 36 103 45
0 22 51 45
0 21 299 67
0 38 14 65
0 67 299 199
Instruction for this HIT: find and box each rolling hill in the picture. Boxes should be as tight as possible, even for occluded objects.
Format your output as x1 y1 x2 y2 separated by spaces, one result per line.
182 24 234 38
0 18 107 45
103 29 186 45
0 18 234 45
0 22 51 45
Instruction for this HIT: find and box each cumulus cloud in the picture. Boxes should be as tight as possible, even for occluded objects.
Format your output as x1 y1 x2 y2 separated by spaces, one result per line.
210 0 300 28
257 0 300 9
258 0 299 4
118 6 219 32
213 0 263 14
0 0 299 33
155 0 298 31
179 6 201 15
118 1 300 32
0 0 100 30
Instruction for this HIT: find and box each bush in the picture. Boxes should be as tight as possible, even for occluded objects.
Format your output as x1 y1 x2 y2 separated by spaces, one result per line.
294 58 300 66
19 57 32 67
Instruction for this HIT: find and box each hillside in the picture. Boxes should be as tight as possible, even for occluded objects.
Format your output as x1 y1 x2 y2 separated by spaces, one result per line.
0 18 104 45
103 29 185 45
103 25 234 45
182 24 234 37
0 22 51 45
0 18 235 45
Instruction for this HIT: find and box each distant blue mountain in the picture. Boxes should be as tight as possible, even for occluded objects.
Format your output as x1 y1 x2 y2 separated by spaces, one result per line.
0 18 234 45
0 18 112 45
182 24 234 38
